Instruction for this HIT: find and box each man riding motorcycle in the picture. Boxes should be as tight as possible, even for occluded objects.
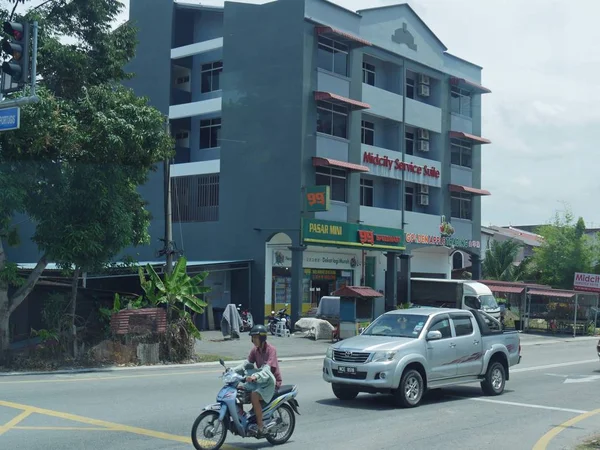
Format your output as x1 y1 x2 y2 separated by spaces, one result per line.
233 324 282 436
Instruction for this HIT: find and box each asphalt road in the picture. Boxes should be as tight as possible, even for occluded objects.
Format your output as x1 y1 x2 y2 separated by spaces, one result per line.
1 338 599 450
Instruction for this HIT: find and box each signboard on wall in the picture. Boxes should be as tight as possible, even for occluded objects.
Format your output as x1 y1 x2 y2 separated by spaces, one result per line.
302 218 405 251
305 185 330 212
405 233 481 249
361 149 442 188
272 249 358 270
573 272 600 293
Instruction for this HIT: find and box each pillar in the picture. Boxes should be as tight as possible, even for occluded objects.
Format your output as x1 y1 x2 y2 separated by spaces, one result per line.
397 253 412 305
385 252 398 311
471 254 481 280
289 245 305 327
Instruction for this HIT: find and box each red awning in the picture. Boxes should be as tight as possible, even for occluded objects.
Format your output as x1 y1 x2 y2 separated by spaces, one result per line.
314 91 370 110
312 157 369 173
449 131 491 145
333 286 383 298
486 285 525 294
449 184 491 196
450 77 491 94
528 289 575 298
315 26 372 47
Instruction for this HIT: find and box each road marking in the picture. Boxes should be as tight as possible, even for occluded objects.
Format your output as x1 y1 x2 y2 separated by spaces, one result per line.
0 410 33 436
564 375 600 384
13 426 118 431
0 399 240 449
532 408 600 450
512 359 599 373
466 398 588 414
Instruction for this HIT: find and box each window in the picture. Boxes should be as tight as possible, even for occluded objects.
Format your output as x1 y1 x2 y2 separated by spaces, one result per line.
405 185 414 212
171 174 219 222
451 138 472 168
406 78 415 99
317 36 348 77
405 131 414 156
362 62 375 86
451 192 472 220
317 101 348 139
360 178 374 206
199 118 221 149
450 86 471 117
316 166 347 202
429 318 451 339
201 61 222 93
452 316 474 337
361 120 374 145
452 251 464 270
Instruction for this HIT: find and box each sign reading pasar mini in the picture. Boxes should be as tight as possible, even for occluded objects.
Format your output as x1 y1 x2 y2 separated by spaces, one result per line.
573 272 600 293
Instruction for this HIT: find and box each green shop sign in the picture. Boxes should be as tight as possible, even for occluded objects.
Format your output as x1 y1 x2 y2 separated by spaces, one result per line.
302 218 405 251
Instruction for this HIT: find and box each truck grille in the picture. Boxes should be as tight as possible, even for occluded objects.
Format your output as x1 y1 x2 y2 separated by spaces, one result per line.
333 350 370 364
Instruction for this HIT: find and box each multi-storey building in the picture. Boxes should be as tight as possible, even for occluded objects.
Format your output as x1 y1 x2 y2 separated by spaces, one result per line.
12 0 492 323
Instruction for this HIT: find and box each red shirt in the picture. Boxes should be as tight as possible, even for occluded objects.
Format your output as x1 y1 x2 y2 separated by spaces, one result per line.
248 342 282 388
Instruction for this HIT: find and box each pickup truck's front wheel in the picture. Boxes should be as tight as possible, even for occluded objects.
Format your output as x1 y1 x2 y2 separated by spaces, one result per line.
332 383 359 401
394 369 424 408
481 361 506 396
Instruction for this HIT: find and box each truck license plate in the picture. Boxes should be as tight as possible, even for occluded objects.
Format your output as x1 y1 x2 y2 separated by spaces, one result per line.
338 366 356 374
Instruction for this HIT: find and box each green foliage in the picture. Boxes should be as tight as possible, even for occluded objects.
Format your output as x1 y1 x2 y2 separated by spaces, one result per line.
0 261 24 288
530 209 597 289
482 239 527 281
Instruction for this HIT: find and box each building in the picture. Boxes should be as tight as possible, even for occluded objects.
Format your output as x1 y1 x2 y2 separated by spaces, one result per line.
10 0 493 323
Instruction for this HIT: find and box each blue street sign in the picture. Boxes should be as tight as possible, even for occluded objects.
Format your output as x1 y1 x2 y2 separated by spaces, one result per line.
0 106 20 131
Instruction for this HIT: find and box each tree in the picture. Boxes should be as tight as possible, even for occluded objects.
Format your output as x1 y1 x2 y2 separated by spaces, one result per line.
531 209 596 289
0 0 173 360
482 239 527 281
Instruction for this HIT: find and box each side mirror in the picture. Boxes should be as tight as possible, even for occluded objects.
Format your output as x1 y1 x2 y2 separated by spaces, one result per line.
426 330 443 341
219 359 226 367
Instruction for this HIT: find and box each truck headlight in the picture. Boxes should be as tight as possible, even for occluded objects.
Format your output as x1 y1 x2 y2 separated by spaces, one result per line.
326 346 333 359
371 351 397 362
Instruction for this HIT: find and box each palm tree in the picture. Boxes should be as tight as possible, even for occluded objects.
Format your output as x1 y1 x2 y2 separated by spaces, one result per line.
482 239 527 281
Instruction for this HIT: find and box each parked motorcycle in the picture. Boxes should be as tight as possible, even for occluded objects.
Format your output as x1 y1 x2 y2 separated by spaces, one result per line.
268 304 291 335
237 304 254 332
191 359 300 450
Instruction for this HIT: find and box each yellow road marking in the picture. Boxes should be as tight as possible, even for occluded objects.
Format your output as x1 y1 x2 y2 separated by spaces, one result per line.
13 426 118 431
0 399 240 449
532 408 600 449
0 410 33 436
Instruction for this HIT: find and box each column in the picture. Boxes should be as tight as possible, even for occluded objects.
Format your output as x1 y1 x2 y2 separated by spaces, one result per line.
470 254 481 280
397 253 412 305
385 252 398 311
289 245 305 327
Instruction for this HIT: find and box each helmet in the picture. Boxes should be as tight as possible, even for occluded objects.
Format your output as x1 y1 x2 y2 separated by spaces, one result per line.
249 324 268 343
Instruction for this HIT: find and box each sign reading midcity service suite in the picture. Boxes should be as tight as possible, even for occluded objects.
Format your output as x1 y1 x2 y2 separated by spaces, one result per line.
302 218 405 251
573 272 600 293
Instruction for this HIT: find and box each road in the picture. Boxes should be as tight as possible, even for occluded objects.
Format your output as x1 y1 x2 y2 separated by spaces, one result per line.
0 338 599 450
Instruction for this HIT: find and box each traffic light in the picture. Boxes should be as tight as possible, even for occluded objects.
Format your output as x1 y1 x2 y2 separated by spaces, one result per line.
1 21 30 84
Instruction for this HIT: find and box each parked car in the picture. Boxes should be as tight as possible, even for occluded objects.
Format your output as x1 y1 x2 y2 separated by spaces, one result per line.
322 307 521 408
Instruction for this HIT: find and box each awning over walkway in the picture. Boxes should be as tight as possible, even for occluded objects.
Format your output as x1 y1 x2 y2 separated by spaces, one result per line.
486 285 525 294
333 286 383 298
528 289 575 298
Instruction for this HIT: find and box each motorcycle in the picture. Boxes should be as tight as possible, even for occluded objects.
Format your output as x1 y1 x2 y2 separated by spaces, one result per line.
191 359 300 450
237 304 254 332
268 304 291 335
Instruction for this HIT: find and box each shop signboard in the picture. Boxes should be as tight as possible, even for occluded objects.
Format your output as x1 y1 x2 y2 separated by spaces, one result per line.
302 218 405 251
305 185 330 212
272 249 358 270
573 272 600 293
405 233 481 249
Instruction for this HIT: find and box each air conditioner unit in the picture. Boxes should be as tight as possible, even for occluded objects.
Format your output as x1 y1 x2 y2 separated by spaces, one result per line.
418 128 430 140
418 84 430 97
419 194 429 206
418 140 430 152
419 185 429 194
418 74 430 85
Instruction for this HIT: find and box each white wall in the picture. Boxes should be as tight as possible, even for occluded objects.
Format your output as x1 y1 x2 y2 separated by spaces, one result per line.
410 247 452 277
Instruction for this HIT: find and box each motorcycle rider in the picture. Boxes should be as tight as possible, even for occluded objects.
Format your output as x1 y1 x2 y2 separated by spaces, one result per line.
234 324 282 436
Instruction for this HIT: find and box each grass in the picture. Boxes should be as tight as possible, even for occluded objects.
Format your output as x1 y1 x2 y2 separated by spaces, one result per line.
576 435 600 449
194 353 235 363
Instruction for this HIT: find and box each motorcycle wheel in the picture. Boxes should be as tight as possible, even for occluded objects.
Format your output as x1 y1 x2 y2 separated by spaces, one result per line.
266 403 296 446
191 410 227 450
269 322 277 335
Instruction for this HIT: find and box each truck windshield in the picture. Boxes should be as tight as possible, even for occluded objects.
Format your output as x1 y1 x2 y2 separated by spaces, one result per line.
479 295 499 309
362 314 429 338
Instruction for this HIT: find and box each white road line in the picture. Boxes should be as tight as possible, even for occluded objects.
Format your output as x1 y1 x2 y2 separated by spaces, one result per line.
512 359 598 373
466 398 588 414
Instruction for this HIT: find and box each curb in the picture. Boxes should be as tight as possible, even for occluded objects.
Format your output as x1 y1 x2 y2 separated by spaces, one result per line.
0 355 325 377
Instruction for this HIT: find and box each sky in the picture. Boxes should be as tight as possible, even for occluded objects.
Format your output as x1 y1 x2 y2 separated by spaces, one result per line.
19 0 600 228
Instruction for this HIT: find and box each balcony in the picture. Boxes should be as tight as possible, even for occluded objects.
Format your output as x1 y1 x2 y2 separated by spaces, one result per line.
362 84 403 122
405 98 442 133
171 37 224 60
169 97 222 120
450 165 472 186
450 114 473 134
170 160 220 178
316 135 348 161
317 69 350 99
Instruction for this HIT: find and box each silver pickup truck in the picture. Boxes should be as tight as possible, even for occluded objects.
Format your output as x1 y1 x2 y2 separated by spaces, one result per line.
323 307 521 408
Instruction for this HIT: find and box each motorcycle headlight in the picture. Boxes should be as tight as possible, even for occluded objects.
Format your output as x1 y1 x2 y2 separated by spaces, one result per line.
371 351 397 363
325 346 333 359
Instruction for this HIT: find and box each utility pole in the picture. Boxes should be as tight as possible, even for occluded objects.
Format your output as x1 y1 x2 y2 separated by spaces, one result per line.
163 118 173 275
